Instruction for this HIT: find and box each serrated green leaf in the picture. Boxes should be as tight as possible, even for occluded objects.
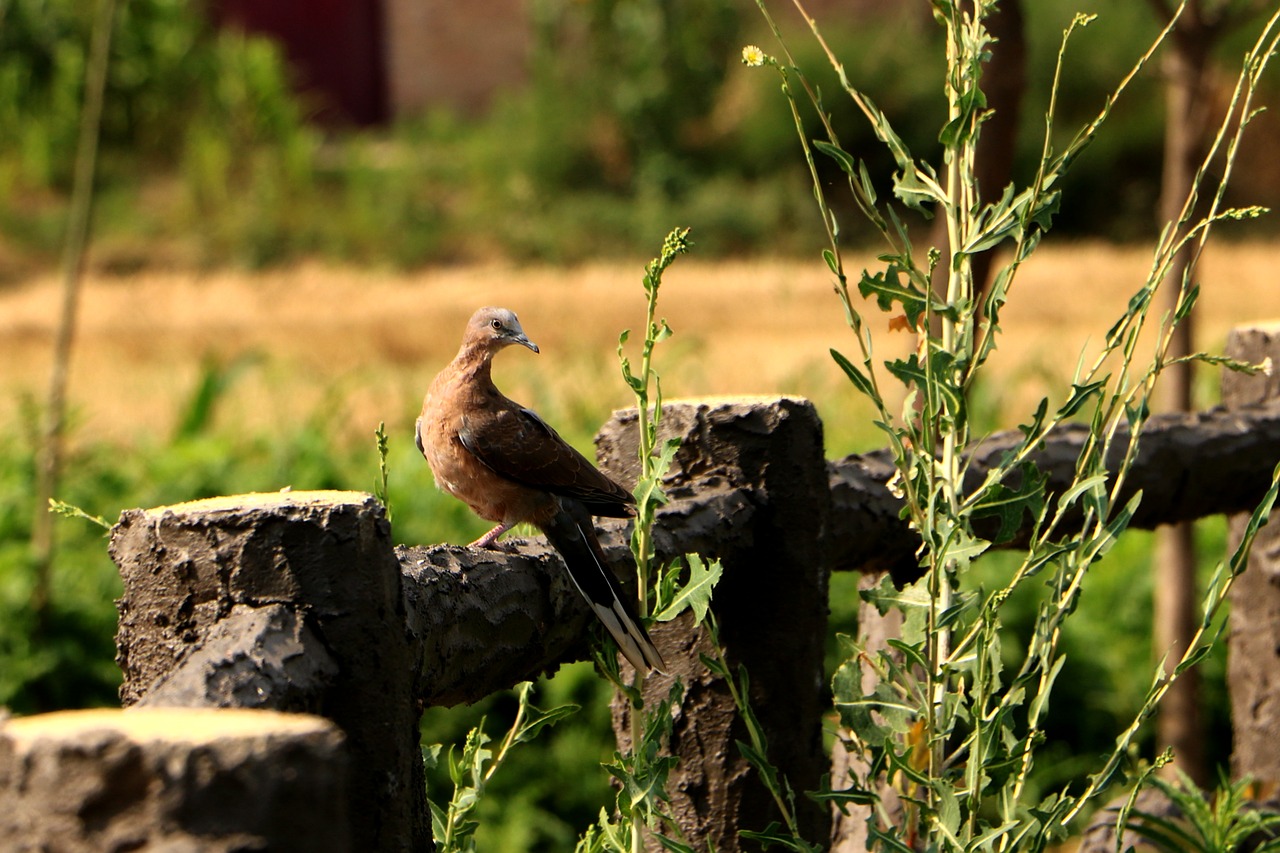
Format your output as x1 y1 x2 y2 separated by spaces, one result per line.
947 530 992 565
858 159 878 207
428 800 449 844
700 652 731 679
860 573 931 616
884 353 963 420
633 437 680 512
513 700 580 745
936 781 962 837
1174 641 1212 676
938 587 979 630
868 824 916 852
654 554 722 623
893 167 940 213
1125 810 1202 851
857 266 929 324
938 113 965 148
1057 378 1107 419
886 638 930 672
830 655 862 705
654 835 697 853
1058 474 1107 511
736 738 781 792
1229 463 1280 575
739 822 813 850
807 775 880 812
972 461 1046 544
1028 655 1065 726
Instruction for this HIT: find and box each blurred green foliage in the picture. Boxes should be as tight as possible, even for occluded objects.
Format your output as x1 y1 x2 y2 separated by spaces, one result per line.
0 0 1274 276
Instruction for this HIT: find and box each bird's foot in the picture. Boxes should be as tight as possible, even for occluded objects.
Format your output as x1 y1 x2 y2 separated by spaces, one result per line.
469 523 513 550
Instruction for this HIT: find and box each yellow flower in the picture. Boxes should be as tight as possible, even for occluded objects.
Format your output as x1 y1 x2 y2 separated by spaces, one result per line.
741 45 766 67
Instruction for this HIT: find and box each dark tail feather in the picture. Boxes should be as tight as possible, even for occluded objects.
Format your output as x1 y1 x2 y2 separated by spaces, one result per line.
540 502 666 673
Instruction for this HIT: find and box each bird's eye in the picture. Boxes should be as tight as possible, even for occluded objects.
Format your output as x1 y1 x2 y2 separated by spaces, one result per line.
490 319 503 331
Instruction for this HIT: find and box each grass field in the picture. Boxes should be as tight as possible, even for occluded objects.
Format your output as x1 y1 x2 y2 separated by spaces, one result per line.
3 239 1277 462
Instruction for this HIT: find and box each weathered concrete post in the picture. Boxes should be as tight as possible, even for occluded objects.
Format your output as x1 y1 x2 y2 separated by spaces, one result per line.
110 491 428 852
0 707 348 852
1223 323 1280 785
596 397 832 850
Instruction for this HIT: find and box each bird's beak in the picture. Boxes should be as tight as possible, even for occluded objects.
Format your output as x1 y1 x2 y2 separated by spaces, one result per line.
516 335 539 354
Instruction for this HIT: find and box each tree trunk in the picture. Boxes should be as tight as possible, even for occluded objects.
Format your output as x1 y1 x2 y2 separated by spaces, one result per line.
1153 7 1214 787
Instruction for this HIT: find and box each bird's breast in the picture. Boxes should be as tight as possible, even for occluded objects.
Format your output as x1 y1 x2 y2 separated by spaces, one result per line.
421 407 550 526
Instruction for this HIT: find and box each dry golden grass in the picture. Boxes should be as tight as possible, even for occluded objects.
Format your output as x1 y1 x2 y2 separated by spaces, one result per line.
2 240 1278 454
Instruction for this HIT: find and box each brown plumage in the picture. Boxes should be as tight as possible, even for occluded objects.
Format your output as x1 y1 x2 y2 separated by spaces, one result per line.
416 307 665 673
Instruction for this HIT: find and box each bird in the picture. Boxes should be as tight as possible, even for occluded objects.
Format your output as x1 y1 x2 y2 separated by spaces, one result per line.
416 306 666 673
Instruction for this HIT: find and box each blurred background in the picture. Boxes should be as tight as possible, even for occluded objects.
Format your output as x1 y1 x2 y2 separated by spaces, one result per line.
2 0 1276 275
2 0 1278 848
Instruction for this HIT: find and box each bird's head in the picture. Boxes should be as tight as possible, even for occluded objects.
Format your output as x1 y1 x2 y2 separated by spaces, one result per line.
467 307 540 355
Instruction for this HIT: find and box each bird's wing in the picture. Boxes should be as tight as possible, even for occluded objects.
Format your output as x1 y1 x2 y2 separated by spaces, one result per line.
458 404 635 517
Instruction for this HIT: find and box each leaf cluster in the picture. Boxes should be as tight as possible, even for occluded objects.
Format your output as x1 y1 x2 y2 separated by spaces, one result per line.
1125 770 1280 853
426 682 581 853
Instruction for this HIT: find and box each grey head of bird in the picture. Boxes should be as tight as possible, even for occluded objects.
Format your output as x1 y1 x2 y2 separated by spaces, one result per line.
467 306 540 355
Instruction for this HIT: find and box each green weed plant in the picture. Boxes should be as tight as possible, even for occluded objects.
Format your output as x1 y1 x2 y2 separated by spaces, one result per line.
1125 770 1280 852
741 0 1280 849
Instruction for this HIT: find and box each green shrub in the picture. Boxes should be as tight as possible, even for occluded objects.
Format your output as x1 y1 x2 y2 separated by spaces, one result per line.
6 0 1267 271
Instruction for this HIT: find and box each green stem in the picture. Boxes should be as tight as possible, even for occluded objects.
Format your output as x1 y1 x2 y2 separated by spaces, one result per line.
485 684 530 786
710 613 804 839
928 0 970 809
623 229 688 852
32 0 119 623
629 259 663 853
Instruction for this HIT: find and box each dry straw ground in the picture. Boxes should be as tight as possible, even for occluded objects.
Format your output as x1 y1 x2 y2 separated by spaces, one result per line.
1 240 1277 455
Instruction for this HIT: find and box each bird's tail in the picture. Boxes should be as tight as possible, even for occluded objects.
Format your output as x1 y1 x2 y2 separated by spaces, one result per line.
541 502 666 674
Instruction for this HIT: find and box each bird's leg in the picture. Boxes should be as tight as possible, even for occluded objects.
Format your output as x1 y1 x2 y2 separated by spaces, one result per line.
469 522 514 550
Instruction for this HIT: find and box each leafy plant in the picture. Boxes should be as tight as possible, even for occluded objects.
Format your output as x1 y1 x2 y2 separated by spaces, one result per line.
616 226 694 643
1125 770 1280 853
581 227 723 852
374 421 392 521
743 0 1280 849
426 682 580 853
529 0 739 195
47 499 110 532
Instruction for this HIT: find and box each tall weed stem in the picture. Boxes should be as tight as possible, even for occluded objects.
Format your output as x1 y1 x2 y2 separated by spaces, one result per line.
617 227 689 853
